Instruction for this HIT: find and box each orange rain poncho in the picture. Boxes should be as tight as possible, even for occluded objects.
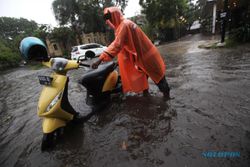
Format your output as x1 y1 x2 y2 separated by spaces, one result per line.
99 7 166 93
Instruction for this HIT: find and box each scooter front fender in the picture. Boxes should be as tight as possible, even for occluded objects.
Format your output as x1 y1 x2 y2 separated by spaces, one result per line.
42 118 66 133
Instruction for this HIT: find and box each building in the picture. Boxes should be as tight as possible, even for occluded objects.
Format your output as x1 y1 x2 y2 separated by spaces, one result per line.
45 38 64 57
77 32 109 46
46 32 109 57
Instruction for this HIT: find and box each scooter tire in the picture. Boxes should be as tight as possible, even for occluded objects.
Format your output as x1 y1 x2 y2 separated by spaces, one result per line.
41 132 55 151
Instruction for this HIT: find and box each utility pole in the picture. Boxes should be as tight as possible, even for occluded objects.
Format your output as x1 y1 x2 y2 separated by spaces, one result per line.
220 0 228 43
207 0 217 34
212 2 217 34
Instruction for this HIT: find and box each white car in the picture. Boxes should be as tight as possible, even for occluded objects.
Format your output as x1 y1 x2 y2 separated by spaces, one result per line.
71 43 107 60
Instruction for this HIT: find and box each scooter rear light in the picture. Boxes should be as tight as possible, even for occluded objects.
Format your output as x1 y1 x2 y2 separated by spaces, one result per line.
76 51 80 54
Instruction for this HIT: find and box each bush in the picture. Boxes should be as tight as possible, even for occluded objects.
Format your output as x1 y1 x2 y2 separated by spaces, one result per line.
0 40 21 68
229 24 250 43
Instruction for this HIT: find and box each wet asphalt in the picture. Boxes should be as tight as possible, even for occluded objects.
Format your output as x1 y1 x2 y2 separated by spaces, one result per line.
0 34 249 167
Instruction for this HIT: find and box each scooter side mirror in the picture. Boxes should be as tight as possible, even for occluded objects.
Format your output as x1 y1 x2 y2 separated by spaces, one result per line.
77 55 85 63
19 37 49 62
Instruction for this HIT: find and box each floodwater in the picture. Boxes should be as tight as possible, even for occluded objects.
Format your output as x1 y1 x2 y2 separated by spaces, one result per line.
0 34 250 167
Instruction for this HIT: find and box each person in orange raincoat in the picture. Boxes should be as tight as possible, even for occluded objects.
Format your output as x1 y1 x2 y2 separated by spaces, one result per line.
92 7 170 99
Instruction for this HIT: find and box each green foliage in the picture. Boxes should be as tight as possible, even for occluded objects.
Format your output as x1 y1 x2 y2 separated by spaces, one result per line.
0 17 49 51
0 17 38 41
139 0 190 41
26 63 44 70
0 17 48 68
33 24 52 43
141 23 155 41
228 0 250 43
229 24 250 43
196 0 215 33
52 0 128 44
0 39 21 66
50 27 75 43
225 37 238 48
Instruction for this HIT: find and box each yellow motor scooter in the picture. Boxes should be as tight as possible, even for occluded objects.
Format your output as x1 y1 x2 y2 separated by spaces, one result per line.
19 37 121 151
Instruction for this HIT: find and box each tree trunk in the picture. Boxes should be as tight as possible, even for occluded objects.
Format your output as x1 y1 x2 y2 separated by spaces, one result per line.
72 25 82 45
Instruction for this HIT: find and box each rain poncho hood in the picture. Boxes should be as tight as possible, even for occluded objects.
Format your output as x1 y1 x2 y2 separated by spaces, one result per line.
104 7 124 29
100 7 166 93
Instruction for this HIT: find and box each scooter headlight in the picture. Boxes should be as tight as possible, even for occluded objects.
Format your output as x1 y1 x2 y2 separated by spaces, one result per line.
46 91 63 112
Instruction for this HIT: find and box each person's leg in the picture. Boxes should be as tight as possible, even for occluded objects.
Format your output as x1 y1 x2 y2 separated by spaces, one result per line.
156 76 170 99
143 74 150 96
143 89 150 96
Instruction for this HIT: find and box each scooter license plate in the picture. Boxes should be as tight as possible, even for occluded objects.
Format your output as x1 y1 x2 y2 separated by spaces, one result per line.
38 76 53 86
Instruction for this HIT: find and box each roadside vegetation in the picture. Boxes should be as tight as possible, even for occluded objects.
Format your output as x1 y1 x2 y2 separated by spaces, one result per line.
0 39 21 68
0 17 37 70
227 0 250 45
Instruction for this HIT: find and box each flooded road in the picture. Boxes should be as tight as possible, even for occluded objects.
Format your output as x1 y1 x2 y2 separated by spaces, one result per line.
0 34 250 167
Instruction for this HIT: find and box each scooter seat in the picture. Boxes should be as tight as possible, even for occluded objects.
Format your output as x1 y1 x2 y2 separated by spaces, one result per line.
80 62 116 93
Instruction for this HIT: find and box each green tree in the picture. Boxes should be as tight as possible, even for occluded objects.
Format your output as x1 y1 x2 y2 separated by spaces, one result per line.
0 17 38 41
0 39 21 68
139 0 189 41
33 24 52 43
52 0 83 43
228 0 250 42
0 17 48 68
185 0 200 30
52 0 128 44
0 17 51 53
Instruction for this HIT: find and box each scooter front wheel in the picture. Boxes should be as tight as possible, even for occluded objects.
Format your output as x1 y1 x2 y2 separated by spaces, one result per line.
41 132 55 151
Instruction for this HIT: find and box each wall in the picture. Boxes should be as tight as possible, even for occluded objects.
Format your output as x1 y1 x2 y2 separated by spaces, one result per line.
45 38 63 57
46 32 109 57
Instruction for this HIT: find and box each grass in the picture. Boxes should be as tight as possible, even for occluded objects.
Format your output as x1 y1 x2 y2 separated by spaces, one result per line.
26 62 45 70
224 38 239 48
198 43 218 49
198 37 241 49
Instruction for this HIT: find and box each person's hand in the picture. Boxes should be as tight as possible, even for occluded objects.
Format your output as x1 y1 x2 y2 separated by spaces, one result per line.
92 59 102 69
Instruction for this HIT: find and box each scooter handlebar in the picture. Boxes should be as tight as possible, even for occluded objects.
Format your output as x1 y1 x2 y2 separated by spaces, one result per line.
79 62 91 68
79 60 118 69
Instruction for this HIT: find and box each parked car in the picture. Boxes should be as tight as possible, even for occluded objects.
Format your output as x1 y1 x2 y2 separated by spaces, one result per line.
71 43 107 60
